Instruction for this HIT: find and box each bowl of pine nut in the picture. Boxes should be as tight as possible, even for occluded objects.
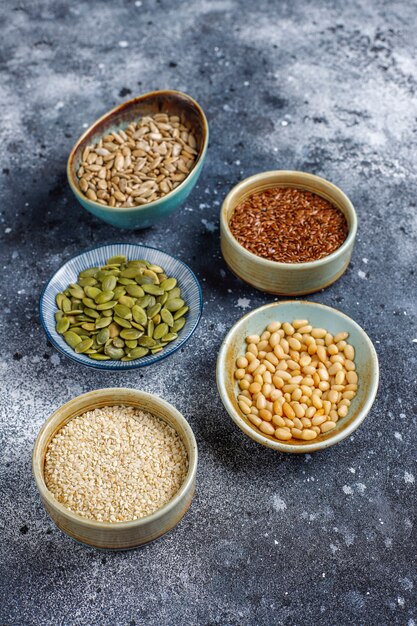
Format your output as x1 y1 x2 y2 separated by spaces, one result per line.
216 301 379 453
68 90 209 229
220 170 357 295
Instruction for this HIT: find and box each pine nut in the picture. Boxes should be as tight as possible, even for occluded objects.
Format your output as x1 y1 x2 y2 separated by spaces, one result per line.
272 415 286 427
248 414 262 427
321 421 337 433
275 428 292 440
234 319 357 444
302 429 318 440
259 421 275 435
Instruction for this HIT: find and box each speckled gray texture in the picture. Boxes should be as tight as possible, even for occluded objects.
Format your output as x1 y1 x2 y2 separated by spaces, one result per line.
0 1 416 624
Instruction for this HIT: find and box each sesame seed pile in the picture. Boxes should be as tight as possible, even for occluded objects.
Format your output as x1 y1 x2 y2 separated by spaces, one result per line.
229 187 348 263
44 406 188 523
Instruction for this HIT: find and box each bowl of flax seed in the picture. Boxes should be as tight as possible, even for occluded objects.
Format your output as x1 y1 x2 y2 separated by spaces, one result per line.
220 171 357 295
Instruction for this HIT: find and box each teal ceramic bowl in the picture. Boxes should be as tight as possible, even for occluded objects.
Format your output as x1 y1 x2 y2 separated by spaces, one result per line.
216 301 379 453
67 90 209 229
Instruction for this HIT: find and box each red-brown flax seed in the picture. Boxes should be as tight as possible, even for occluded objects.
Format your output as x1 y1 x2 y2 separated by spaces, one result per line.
229 187 349 263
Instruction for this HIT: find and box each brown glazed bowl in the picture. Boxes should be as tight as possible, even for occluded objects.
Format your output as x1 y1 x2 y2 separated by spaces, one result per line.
220 170 357 295
33 388 198 550
67 90 209 229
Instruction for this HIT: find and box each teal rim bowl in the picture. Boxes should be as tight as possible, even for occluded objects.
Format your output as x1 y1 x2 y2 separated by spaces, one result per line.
67 90 209 230
216 301 379 453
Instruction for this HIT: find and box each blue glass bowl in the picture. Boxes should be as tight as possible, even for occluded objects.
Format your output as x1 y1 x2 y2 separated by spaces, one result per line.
40 243 203 370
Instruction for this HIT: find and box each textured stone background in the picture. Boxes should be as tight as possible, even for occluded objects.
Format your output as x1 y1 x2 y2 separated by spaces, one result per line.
1 1 416 624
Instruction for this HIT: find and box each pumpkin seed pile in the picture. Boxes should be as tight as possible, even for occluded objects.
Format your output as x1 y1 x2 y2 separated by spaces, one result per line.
55 255 188 362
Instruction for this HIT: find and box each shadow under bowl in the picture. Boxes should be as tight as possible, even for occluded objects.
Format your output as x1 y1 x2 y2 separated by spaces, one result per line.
68 90 209 229
216 301 379 453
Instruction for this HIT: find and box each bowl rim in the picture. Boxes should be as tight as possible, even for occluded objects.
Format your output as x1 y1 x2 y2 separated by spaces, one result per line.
221 170 358 271
67 89 209 214
216 300 379 453
39 242 203 370
32 388 198 530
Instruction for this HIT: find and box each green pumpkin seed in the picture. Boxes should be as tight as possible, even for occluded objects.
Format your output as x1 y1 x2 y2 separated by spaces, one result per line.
68 285 84 299
56 317 70 334
102 309 114 317
172 318 186 332
143 269 159 283
125 284 145 298
96 328 110 345
173 305 189 320
161 308 174 326
165 298 185 312
55 310 64 322
107 255 126 265
151 347 164 354
113 337 125 348
132 305 148 325
63 331 83 348
128 259 147 267
120 328 142 341
137 295 152 308
95 317 112 329
102 275 117 291
138 336 156 348
120 267 141 279
147 303 162 319
153 314 161 326
81 322 95 332
113 286 126 299
153 322 168 340
125 339 138 349
67 309 83 315
114 316 132 329
148 264 164 273
95 290 115 304
167 287 181 300
62 296 72 313
118 277 136 285
89 353 111 361
131 321 145 331
114 303 131 319
127 346 149 359
56 293 65 310
78 277 98 287
157 292 169 305
79 267 99 278
82 297 97 309
164 332 178 342
85 286 102 299
118 295 135 308
160 277 177 291
135 274 154 286
104 344 125 360
71 327 88 336
147 320 154 337
75 338 94 354
142 284 164 296
96 300 117 311
84 307 100 319
108 323 120 338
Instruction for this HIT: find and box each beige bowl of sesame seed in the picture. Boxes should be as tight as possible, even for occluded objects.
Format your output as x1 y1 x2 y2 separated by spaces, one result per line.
33 388 197 550
220 170 357 295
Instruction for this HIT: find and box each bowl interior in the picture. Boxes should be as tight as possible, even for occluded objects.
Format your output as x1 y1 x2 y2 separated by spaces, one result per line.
222 171 357 260
40 243 203 370
68 90 208 204
217 301 379 452
33 388 198 528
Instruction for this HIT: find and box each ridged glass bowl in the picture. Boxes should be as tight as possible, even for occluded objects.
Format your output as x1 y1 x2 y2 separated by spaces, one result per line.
40 243 203 370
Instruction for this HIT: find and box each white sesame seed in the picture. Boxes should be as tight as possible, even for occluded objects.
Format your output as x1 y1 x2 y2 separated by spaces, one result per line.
44 406 188 523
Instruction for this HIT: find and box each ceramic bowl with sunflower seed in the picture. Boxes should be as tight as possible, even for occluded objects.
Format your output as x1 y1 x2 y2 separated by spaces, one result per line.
40 243 203 369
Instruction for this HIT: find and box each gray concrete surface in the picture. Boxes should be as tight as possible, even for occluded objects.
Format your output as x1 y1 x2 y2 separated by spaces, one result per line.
0 0 416 624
